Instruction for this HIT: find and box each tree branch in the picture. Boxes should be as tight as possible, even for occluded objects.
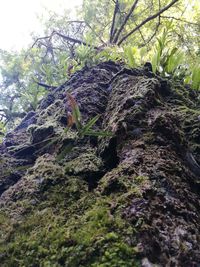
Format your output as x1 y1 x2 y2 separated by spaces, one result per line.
117 0 179 45
135 22 146 45
110 0 119 43
140 19 161 48
31 30 99 50
113 0 140 44
36 81 57 90
54 31 99 48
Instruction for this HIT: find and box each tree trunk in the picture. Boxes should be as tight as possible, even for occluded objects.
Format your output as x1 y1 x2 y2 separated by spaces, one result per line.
0 61 200 266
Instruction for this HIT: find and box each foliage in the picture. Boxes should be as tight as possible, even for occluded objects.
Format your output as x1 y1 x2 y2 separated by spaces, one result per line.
149 23 199 89
151 23 184 75
0 49 47 129
0 0 199 131
191 65 200 90
66 93 113 138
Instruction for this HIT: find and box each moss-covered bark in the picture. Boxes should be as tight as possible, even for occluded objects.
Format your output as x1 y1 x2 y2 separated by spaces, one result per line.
0 61 200 266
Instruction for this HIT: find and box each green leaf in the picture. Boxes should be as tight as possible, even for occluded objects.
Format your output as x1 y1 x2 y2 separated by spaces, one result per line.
64 127 70 134
151 50 160 73
72 105 82 130
192 65 200 90
79 114 100 136
124 46 136 68
165 48 184 74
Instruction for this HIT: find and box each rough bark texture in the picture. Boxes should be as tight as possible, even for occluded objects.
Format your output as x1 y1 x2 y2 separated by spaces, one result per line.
0 61 200 267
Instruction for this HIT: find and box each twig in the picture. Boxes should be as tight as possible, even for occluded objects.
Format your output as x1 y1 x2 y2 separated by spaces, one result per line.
140 0 161 48
160 15 199 26
141 19 160 48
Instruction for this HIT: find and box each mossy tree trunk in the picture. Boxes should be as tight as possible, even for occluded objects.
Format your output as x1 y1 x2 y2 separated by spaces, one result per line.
0 61 200 266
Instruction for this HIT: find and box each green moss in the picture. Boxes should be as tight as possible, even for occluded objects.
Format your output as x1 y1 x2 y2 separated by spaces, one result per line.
0 213 12 243
0 179 141 267
97 164 150 197
72 203 112 245
66 199 139 267
64 151 103 175
175 105 200 156
172 84 194 106
0 212 68 266
91 241 139 267
134 175 148 184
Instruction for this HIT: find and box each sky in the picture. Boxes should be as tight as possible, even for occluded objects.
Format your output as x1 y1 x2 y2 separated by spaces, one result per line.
0 0 82 51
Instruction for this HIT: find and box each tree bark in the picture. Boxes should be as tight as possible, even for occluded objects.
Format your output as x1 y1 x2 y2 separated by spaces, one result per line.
0 61 200 266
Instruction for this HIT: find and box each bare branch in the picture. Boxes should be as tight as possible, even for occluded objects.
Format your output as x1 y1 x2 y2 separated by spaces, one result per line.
140 19 161 48
31 35 51 49
110 0 119 43
53 31 98 48
31 30 99 50
131 18 146 45
117 0 179 46
113 0 140 43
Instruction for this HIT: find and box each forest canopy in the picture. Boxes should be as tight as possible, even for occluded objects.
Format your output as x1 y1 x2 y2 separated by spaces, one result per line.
0 0 199 139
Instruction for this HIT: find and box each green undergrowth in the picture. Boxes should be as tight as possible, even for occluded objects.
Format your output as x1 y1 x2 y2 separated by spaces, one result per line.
0 174 141 267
